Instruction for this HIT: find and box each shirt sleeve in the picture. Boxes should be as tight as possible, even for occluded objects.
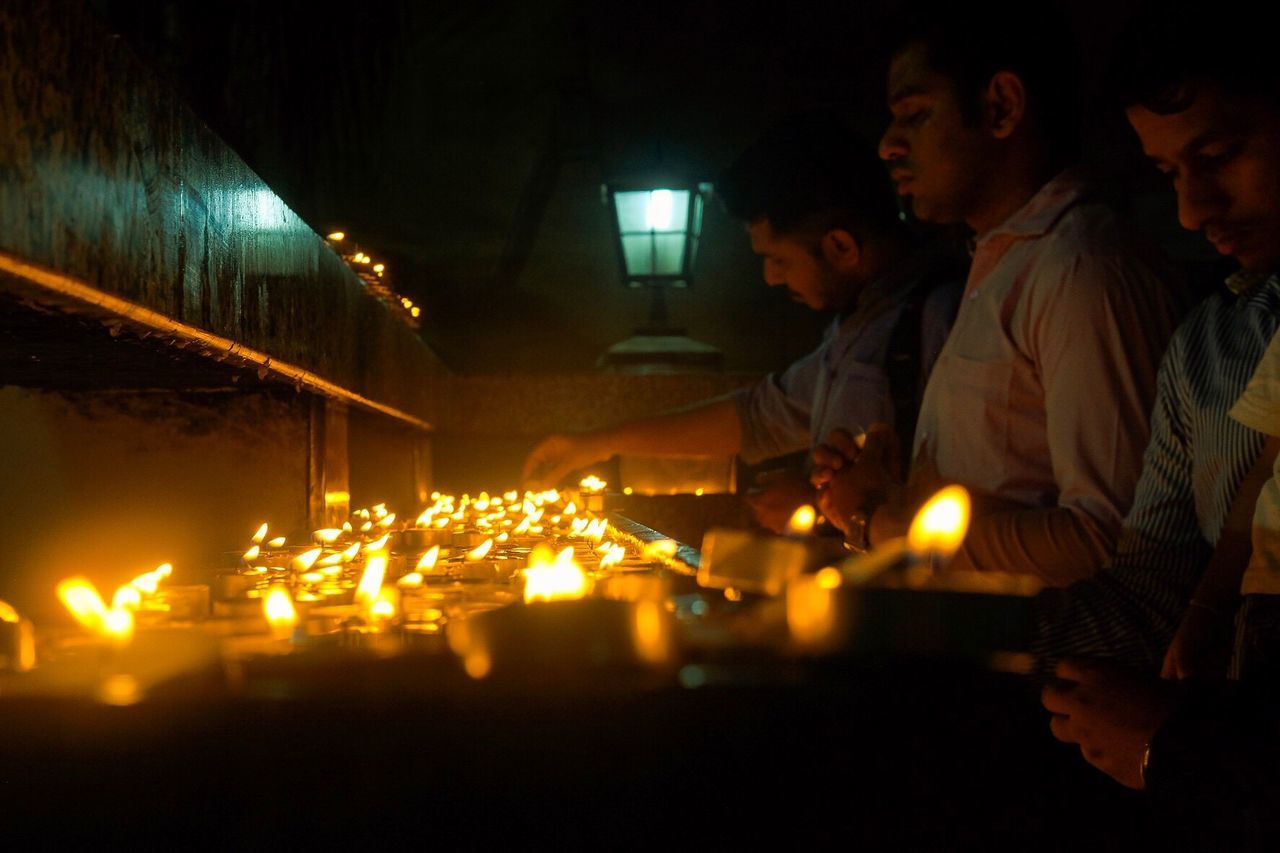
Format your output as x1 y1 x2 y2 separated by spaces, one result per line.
1032 329 1212 672
1230 330 1280 437
729 342 824 465
951 249 1180 585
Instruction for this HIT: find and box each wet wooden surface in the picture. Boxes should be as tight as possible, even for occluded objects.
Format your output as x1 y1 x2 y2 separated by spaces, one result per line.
0 0 447 424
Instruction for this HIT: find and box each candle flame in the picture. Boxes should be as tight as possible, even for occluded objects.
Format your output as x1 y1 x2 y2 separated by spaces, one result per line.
786 505 817 536
103 607 135 645
264 585 298 629
815 566 844 590
291 548 323 572
0 599 19 623
397 572 424 589
370 589 398 622
432 517 449 529
599 543 627 569
377 513 397 529
416 546 440 571
251 523 269 544
56 577 107 634
242 545 261 563
579 475 607 493
356 554 387 607
340 541 362 562
466 539 494 561
416 509 434 527
267 536 287 548
641 539 679 561
313 528 342 544
112 585 142 611
523 545 588 603
906 485 971 558
563 501 577 516
365 533 391 553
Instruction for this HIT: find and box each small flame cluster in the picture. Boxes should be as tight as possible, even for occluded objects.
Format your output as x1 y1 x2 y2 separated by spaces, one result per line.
325 230 420 328
55 563 174 645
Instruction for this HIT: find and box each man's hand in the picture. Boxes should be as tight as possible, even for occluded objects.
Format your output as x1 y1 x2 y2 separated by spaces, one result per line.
745 469 816 534
812 424 898 537
1041 657 1177 789
521 433 606 488
1161 604 1236 681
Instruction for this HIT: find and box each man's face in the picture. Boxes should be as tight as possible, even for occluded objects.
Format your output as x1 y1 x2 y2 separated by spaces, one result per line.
1127 87 1280 272
879 44 992 225
748 219 845 311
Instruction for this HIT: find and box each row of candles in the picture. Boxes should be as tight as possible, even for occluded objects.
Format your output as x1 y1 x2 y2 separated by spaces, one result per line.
324 230 420 327
36 477 682 647
0 479 973 678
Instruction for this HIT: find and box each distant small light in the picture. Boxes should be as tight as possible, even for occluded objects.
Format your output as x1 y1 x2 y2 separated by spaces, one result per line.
694 487 704 496
724 587 743 602
373 263 385 273
690 599 708 617
327 231 345 241
678 665 707 689
410 307 421 318
623 487 633 495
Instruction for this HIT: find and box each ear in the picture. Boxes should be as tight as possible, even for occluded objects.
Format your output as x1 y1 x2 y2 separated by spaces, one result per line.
820 228 861 271
984 70 1027 140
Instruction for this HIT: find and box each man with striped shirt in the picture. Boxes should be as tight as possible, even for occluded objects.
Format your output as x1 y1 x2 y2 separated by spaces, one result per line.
1041 9 1280 817
1034 13 1280 676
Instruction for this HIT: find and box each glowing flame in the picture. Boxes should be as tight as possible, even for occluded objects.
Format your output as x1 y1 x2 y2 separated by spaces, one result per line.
242 545 261 563
112 585 142 611
466 539 494 561
314 528 342 544
327 231 345 241
416 546 440 571
503 491 518 502
356 554 387 607
103 607 135 644
641 539 679 561
599 543 627 569
0 600 19 623
365 533 391 553
496 531 510 543
815 566 844 590
416 508 434 527
340 541 362 562
316 551 344 567
432 518 450 529
58 578 132 643
370 589 398 622
563 501 577 516
397 572 424 589
584 518 608 543
264 585 298 630
906 485 971 558
251 523 269 544
569 517 589 536
377 513 397 529
522 545 588 603
579 475 607 493
268 536 287 548
291 548 323 572
786 505 817 536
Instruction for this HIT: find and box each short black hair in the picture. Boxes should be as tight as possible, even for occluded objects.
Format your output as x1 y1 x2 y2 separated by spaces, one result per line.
889 1 1081 163
1111 2 1280 114
716 111 901 240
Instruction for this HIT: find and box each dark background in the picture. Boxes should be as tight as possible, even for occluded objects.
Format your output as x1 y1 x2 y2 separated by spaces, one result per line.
87 0 1214 375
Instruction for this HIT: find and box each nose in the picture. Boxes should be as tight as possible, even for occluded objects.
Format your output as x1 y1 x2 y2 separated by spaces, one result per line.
1176 172 1228 232
879 123 907 163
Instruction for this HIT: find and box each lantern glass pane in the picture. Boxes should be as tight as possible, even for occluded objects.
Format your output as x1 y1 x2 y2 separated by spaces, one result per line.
614 189 691 234
621 233 688 278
